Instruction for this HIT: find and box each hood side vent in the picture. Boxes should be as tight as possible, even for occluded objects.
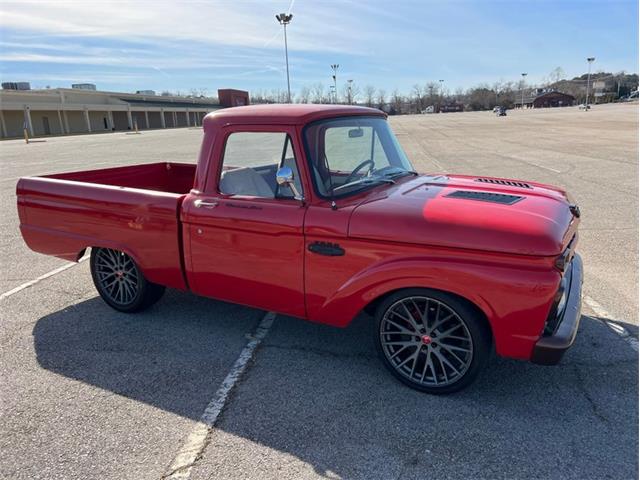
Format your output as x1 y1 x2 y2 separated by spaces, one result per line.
475 177 532 189
446 190 524 205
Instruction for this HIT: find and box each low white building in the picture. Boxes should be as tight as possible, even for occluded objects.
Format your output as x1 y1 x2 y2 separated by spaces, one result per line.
0 86 243 139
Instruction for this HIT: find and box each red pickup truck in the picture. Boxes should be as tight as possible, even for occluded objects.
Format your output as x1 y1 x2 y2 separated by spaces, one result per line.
17 104 582 393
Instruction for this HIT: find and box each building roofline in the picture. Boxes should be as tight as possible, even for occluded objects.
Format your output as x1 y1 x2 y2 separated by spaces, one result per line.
1 87 219 105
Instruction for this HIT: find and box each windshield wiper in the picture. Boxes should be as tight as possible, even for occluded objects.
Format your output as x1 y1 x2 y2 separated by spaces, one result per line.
380 168 418 179
333 176 395 193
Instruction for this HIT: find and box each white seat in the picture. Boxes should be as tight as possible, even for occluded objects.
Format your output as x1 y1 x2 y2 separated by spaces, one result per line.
220 167 274 198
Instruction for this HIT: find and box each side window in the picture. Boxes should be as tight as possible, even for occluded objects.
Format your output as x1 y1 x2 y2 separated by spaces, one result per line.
219 132 303 199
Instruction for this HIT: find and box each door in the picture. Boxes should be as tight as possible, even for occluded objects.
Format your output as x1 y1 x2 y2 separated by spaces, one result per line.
183 127 307 318
42 117 50 135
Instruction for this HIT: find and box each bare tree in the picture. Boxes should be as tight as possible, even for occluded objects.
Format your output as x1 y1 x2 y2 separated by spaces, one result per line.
411 84 424 113
377 89 386 109
297 86 311 104
269 88 288 103
342 81 360 105
497 81 516 107
424 81 438 108
189 88 209 97
364 85 376 107
391 88 404 115
492 81 502 106
465 84 496 111
252 89 288 104
550 67 566 85
311 83 326 103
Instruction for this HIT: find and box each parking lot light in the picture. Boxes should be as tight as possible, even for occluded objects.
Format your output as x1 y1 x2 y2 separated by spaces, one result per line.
275 13 293 103
331 64 339 103
521 73 527 109
586 57 596 109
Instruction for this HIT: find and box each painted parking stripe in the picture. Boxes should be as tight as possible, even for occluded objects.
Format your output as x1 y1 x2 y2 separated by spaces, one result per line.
0 256 88 300
584 295 638 352
163 311 276 480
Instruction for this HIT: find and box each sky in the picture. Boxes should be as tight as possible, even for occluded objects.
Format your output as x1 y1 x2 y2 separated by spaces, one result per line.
0 0 637 98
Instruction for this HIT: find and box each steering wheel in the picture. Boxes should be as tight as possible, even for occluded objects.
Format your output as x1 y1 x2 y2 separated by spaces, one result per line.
344 159 375 184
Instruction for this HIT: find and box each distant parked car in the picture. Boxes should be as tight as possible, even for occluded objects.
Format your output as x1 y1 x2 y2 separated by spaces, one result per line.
578 104 591 110
495 107 507 116
422 106 435 114
492 106 501 113
619 93 638 102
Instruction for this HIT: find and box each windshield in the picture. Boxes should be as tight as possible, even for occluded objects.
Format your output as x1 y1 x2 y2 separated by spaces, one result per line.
303 116 415 198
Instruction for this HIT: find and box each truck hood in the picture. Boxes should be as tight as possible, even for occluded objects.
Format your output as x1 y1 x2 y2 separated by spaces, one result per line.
348 174 579 256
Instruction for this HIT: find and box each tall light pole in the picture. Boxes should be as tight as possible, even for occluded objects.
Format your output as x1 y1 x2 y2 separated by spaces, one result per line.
275 13 293 103
347 79 353 105
585 57 595 109
520 72 528 109
330 64 339 103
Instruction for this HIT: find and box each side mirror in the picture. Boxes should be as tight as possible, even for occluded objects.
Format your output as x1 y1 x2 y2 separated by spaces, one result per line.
276 166 303 201
276 166 294 185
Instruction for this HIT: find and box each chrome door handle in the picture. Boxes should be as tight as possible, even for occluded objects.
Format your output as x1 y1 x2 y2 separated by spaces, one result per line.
194 199 219 209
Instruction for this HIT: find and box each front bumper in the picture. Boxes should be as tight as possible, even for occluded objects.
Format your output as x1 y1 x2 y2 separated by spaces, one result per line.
531 253 583 365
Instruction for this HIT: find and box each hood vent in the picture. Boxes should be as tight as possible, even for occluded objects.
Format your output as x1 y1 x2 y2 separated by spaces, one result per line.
475 177 532 189
446 190 524 205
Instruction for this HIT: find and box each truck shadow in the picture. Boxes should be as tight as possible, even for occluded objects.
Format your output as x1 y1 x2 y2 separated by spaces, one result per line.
33 292 638 479
32 290 265 420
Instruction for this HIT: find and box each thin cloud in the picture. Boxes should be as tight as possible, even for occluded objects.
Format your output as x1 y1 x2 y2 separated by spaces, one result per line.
0 1 635 94
0 0 364 54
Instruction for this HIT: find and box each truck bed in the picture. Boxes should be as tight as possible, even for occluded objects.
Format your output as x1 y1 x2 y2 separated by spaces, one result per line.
44 162 196 194
17 162 195 291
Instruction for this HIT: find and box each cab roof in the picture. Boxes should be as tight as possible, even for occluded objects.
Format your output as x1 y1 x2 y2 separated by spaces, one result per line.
204 104 386 128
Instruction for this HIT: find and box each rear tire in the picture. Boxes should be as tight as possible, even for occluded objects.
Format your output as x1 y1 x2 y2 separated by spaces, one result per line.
90 247 165 313
374 288 491 394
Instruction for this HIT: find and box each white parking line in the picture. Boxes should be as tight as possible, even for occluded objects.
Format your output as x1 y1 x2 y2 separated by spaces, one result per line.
163 311 276 480
584 295 638 352
0 257 88 300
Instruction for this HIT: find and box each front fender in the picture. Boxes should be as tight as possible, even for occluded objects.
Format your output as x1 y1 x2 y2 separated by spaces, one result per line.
311 256 496 327
310 255 559 360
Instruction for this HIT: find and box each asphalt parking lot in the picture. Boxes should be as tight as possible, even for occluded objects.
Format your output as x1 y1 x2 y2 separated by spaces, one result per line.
1 103 638 479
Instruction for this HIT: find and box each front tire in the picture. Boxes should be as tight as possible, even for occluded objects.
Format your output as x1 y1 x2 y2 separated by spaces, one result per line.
374 289 491 394
90 247 165 313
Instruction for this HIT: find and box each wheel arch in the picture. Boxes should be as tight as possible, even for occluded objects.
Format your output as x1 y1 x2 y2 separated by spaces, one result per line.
364 286 494 343
89 243 144 269
310 257 498 334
